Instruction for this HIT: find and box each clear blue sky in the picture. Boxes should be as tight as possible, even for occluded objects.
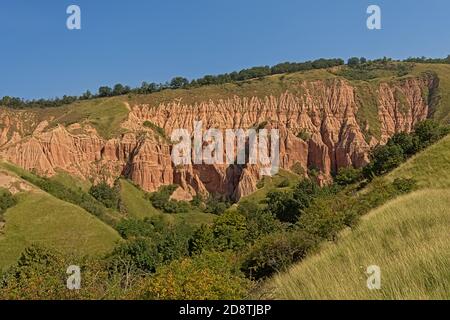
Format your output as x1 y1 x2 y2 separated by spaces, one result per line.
1 0 449 99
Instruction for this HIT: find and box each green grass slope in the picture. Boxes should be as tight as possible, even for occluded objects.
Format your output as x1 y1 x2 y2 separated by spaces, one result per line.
387 134 450 189
266 135 450 300
239 169 300 206
119 179 216 226
33 97 129 139
412 63 450 123
50 170 92 192
269 189 450 299
0 191 121 271
119 179 160 219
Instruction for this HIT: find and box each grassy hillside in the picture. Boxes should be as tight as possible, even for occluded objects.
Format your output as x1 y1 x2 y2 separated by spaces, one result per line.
412 64 450 123
0 162 124 226
387 134 450 189
119 178 216 226
264 134 450 300
0 191 121 271
27 97 129 139
268 189 450 299
51 170 92 192
239 169 300 206
119 179 160 219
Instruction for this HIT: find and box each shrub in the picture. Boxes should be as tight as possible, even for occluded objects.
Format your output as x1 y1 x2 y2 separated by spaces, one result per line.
89 182 119 209
266 179 321 224
298 178 418 241
290 162 305 176
188 224 214 255
335 167 362 186
276 178 290 188
296 196 352 241
256 178 265 189
387 132 417 156
392 178 417 194
413 120 449 148
161 200 190 213
292 179 321 212
237 199 260 216
0 189 17 222
155 223 192 263
0 245 141 300
364 144 404 178
116 217 157 239
212 211 248 250
143 121 166 138
296 129 311 141
238 199 282 241
140 251 250 300
148 185 189 213
362 121 449 181
244 209 282 243
107 238 161 274
190 194 203 208
241 230 318 279
0 246 69 300
204 196 230 215
266 191 299 223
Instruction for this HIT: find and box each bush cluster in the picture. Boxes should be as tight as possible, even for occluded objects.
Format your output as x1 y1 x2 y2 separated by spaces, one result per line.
363 120 449 179
89 181 119 209
0 189 17 223
148 185 190 213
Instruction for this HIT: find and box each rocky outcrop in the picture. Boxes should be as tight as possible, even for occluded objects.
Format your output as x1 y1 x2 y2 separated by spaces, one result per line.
0 76 435 200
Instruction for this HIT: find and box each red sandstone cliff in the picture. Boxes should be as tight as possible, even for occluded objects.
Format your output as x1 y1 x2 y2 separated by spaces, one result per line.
0 76 434 200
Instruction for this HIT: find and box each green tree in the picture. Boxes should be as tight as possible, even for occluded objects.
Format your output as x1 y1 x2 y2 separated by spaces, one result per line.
169 77 189 89
347 57 360 67
414 119 449 148
188 224 214 255
113 83 125 96
212 211 248 250
140 251 250 300
388 132 417 156
88 181 119 209
80 90 93 100
335 167 362 186
370 144 405 176
107 238 161 274
292 179 320 213
0 189 17 221
266 191 299 223
241 231 318 279
98 86 112 97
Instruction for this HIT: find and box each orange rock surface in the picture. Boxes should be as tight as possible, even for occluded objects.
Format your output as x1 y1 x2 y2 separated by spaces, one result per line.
0 77 433 200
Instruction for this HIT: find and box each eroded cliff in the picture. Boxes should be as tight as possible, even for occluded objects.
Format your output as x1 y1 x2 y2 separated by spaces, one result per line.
0 73 436 200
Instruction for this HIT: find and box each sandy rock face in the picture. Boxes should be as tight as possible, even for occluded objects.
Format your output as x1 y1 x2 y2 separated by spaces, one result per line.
0 77 434 200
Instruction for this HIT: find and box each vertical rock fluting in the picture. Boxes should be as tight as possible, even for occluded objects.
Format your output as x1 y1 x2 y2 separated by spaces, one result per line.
0 77 434 199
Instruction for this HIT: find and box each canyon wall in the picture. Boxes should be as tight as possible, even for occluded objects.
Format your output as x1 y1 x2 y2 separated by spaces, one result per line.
0 76 434 200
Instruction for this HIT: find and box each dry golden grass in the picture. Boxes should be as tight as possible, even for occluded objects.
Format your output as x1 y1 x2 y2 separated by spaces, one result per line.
268 189 450 300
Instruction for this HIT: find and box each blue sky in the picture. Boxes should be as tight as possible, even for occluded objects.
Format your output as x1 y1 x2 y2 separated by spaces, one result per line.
0 0 449 99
